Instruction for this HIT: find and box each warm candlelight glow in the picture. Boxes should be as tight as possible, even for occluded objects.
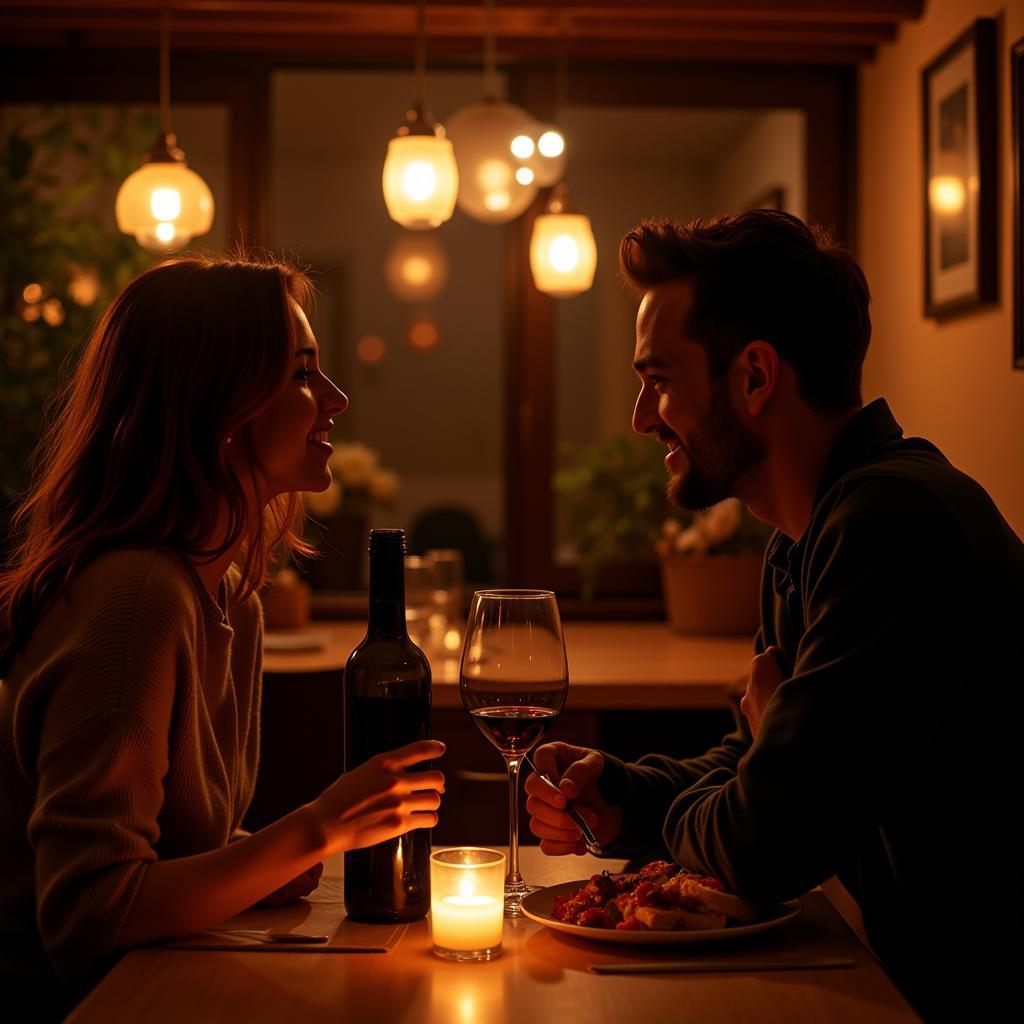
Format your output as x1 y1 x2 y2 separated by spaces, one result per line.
430 848 505 960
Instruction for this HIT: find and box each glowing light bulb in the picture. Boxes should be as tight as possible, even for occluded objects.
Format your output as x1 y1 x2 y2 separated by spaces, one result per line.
549 235 580 272
484 191 511 212
403 160 437 201
510 134 535 158
515 167 534 186
22 283 43 304
538 130 565 158
150 187 181 220
478 159 510 191
155 221 176 243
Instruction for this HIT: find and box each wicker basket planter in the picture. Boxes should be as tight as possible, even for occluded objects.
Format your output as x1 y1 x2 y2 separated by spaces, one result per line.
659 552 763 636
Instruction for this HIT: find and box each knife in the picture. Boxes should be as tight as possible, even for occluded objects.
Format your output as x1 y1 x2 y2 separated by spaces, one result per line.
590 957 856 975
523 753 604 856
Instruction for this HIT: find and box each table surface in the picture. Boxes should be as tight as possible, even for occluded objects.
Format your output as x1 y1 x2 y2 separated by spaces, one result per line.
68 848 919 1024
263 621 753 710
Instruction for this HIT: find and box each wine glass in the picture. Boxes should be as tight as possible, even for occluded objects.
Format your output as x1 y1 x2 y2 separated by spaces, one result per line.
459 589 568 916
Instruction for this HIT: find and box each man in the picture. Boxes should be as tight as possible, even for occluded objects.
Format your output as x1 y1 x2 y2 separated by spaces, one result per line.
526 211 1022 1022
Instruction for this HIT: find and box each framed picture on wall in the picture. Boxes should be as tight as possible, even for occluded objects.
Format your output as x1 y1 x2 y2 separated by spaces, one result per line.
1013 36 1024 369
922 18 997 318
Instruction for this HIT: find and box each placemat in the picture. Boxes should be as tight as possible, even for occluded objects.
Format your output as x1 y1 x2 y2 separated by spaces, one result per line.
168 876 407 953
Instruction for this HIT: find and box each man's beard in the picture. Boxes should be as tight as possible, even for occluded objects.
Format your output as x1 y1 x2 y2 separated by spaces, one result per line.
668 379 765 511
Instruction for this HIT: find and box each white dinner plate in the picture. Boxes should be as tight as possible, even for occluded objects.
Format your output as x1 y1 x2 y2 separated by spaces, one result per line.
520 880 801 945
263 631 328 652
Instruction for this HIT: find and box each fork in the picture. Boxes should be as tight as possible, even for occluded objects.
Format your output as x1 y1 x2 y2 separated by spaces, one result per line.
207 928 330 944
523 753 604 855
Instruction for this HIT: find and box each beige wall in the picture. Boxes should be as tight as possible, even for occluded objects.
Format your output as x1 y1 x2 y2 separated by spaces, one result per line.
859 0 1024 537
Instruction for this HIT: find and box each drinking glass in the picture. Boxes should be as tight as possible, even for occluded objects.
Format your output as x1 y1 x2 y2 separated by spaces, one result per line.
459 590 568 916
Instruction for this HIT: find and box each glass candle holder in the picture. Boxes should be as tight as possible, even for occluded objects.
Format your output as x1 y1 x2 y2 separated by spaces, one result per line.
430 848 505 961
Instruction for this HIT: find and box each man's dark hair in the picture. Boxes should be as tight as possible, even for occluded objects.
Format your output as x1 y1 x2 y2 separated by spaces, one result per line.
619 210 871 414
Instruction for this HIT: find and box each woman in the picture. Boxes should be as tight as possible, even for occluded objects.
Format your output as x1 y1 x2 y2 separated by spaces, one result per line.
0 254 444 1012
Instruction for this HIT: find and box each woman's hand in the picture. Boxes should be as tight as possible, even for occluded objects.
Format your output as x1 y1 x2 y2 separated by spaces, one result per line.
525 742 622 855
310 739 446 856
256 861 323 907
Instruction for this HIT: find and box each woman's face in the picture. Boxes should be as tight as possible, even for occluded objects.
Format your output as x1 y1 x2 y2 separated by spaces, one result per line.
247 302 348 498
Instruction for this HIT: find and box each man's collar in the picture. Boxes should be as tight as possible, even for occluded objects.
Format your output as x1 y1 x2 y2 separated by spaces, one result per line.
813 398 904 507
765 399 903 585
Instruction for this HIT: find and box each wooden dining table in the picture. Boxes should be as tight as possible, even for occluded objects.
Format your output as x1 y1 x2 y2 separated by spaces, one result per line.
67 847 920 1023
262 620 755 710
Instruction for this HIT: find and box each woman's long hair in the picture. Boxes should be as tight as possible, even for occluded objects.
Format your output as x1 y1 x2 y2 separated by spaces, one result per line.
0 253 317 674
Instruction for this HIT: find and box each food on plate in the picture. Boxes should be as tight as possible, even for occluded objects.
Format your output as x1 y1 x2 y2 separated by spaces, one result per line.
552 860 759 931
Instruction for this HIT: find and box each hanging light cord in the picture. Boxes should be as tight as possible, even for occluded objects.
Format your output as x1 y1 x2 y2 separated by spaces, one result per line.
483 0 498 100
414 0 426 108
556 16 569 118
159 7 172 135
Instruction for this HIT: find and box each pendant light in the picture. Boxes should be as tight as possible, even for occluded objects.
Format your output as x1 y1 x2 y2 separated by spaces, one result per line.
445 0 540 224
529 183 597 298
115 9 214 253
517 38 569 189
529 43 595 299
381 0 459 230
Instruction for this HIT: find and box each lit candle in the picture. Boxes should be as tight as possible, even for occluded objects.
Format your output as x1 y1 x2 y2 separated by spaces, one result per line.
430 848 505 961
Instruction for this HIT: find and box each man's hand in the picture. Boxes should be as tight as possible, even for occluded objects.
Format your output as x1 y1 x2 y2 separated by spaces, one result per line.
524 742 622 856
256 861 323 907
740 646 786 739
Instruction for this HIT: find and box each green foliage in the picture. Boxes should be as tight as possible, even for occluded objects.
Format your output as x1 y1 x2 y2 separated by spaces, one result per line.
553 435 773 599
554 436 675 599
0 106 157 531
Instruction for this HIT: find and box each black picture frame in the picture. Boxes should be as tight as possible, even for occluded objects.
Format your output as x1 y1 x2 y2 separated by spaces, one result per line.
922 18 997 318
1013 36 1024 369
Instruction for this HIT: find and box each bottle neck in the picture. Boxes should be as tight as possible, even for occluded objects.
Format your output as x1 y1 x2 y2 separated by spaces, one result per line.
367 541 408 640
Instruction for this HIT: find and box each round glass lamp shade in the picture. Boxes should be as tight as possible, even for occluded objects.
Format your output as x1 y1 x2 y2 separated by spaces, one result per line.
529 212 597 297
382 134 459 230
446 100 540 224
385 233 449 301
115 161 214 253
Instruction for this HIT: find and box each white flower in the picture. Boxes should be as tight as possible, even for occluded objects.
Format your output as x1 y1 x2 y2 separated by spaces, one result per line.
329 442 378 487
304 479 342 517
368 468 399 503
673 526 706 554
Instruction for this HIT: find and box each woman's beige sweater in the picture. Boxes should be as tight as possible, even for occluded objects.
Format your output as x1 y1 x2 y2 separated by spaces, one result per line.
0 548 262 983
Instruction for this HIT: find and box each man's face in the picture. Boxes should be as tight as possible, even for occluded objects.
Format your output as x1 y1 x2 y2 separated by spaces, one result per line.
631 281 764 510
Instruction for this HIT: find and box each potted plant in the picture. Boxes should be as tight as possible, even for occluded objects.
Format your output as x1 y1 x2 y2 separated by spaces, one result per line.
554 437 771 632
656 498 772 635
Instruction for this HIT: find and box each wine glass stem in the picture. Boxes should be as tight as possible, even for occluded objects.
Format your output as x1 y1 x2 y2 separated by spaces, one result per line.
505 755 523 886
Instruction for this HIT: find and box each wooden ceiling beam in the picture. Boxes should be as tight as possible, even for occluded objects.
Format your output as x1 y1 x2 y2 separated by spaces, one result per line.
2 9 897 46
0 0 926 20
0 29 876 66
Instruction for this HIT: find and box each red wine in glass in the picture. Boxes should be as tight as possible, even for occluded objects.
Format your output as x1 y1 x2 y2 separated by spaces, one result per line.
459 590 569 916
